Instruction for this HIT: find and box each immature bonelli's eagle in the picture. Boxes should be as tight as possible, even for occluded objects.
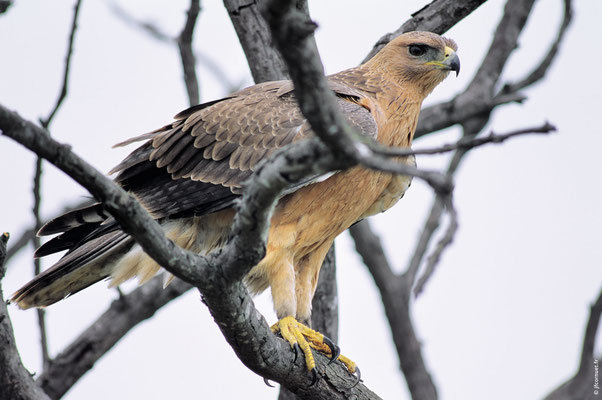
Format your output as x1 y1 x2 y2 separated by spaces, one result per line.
12 31 459 377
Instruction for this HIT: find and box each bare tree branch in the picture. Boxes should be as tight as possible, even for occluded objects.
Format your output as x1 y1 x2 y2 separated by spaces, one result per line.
415 92 526 139
31 0 85 372
362 0 488 63
178 0 201 106
5 226 37 262
348 222 395 296
310 246 338 341
223 0 288 82
0 232 52 400
39 0 83 129
412 196 457 296
503 0 573 94
108 0 243 96
0 1 12 14
32 162 50 369
372 122 556 157
543 287 602 400
225 5 339 399
107 1 171 41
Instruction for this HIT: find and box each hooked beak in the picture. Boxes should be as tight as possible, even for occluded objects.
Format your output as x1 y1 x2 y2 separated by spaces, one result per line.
426 46 461 77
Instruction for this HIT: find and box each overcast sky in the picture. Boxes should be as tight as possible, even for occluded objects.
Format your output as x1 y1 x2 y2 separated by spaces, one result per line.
1 1 601 399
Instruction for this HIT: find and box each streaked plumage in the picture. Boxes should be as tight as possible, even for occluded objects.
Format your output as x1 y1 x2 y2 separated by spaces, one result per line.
12 32 459 331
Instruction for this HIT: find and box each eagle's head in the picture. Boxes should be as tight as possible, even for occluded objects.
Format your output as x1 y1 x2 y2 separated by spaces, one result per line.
374 31 460 96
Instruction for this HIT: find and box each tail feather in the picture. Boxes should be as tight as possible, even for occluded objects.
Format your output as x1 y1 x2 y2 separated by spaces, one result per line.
11 231 133 309
38 203 108 236
35 223 102 258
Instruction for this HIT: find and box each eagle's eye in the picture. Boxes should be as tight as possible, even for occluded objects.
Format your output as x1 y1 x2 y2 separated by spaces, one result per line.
408 45 427 57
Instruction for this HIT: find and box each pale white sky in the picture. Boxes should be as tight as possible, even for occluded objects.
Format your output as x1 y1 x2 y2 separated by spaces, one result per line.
1 1 601 399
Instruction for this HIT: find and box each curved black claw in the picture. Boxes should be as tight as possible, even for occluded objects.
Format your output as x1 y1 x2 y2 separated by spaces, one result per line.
350 366 362 388
263 377 275 388
293 343 302 363
322 335 340 364
309 368 319 387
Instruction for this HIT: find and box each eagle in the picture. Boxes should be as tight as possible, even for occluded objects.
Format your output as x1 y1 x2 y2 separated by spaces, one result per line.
12 31 459 376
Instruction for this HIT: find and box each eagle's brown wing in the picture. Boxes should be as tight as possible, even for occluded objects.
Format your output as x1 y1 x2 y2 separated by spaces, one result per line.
106 79 376 220
14 79 376 308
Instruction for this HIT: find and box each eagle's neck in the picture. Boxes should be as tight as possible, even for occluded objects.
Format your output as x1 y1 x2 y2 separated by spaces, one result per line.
334 66 425 148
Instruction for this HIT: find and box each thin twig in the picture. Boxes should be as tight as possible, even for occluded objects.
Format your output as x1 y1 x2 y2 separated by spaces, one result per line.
502 0 573 94
32 157 50 370
371 122 556 158
106 1 171 41
108 0 241 94
32 0 84 371
413 195 458 297
177 0 201 106
39 0 83 129
5 227 37 263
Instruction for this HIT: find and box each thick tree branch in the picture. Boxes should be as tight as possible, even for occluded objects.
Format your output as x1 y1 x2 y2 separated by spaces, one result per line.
362 0 487 63
0 233 52 400
348 222 395 299
0 0 12 14
543 287 602 400
414 92 525 139
223 0 289 82
225 5 341 399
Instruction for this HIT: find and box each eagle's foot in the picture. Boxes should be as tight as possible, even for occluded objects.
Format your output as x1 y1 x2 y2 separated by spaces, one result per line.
271 316 358 384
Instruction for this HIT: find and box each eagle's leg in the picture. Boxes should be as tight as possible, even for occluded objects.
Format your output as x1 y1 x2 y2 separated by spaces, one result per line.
268 244 358 380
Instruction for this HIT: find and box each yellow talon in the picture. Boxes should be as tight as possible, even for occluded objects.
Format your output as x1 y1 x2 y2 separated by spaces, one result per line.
337 354 357 374
270 316 357 376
